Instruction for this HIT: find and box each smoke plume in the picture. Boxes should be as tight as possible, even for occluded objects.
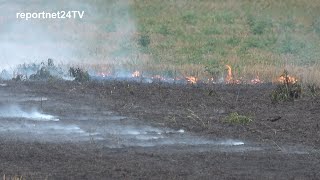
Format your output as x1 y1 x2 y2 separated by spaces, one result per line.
0 0 137 70
0 104 59 121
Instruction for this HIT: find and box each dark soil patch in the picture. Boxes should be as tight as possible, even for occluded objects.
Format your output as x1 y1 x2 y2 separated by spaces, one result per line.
0 80 319 179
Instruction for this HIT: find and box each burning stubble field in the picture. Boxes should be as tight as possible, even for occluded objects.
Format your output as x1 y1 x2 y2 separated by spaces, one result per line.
1 0 320 179
0 79 319 179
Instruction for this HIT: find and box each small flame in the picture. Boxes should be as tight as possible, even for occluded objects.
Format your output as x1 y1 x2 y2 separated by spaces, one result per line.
225 65 233 83
251 76 263 84
225 65 241 84
132 71 141 78
278 75 298 84
186 76 197 84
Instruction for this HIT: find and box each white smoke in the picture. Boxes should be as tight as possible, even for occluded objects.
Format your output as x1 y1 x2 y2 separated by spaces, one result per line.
0 0 137 70
218 139 244 146
0 104 59 121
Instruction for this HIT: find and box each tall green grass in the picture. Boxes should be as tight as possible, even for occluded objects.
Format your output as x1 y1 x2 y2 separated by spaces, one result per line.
129 0 320 84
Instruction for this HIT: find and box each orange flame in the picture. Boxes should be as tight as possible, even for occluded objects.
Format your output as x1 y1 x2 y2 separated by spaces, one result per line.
186 76 197 84
251 76 263 84
225 65 245 84
132 71 141 78
225 65 242 84
225 65 233 83
278 75 298 84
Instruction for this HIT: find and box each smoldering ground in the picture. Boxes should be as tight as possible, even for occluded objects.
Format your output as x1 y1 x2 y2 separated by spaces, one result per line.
0 104 59 121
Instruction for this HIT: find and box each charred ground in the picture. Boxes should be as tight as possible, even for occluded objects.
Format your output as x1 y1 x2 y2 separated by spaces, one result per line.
72 80 320 147
0 80 319 179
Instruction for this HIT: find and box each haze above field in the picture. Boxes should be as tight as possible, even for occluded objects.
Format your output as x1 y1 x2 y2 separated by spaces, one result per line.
0 0 320 83
0 0 137 69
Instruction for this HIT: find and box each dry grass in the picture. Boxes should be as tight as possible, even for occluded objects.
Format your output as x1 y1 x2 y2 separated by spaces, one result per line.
129 0 320 85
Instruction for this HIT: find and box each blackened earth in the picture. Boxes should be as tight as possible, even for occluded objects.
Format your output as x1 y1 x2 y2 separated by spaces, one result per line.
0 80 319 179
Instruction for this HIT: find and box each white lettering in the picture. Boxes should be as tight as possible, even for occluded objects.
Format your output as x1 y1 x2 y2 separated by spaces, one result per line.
51 13 56 19
39 11 45 18
26 13 32 20
78 11 84 18
16 11 85 20
31 13 37 19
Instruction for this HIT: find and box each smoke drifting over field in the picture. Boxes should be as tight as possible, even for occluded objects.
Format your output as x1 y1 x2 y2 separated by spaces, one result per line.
0 104 59 121
0 0 137 70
